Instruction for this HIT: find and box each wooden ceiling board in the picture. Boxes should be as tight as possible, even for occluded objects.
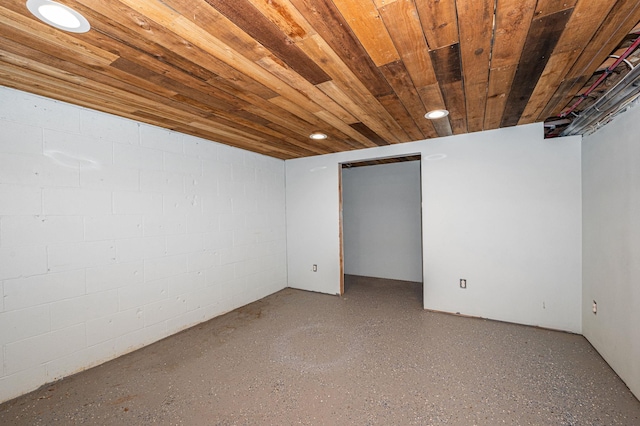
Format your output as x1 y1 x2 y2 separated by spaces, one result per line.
70 4 348 148
518 51 578 125
331 0 400 67
429 43 463 86
255 55 356 123
441 80 468 135
378 0 437 88
500 8 574 127
289 0 393 98
534 0 579 17
0 4 116 66
552 0 617 55
203 0 331 85
540 0 640 118
430 44 467 134
349 122 389 147
0 35 170 103
276 8 408 145
423 87 454 137
488 0 537 70
313 110 380 149
119 0 283 94
415 0 459 50
484 0 537 129
377 92 425 141
457 0 494 132
0 48 208 126
379 60 436 139
484 65 518 130
265 95 368 150
297 34 410 143
0 0 638 159
249 0 316 42
378 0 451 135
242 101 330 144
518 0 618 124
315 79 408 144
417 84 448 117
99 13 282 102
372 0 400 10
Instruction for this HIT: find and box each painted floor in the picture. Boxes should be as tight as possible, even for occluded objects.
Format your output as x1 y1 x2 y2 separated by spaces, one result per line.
1 275 639 425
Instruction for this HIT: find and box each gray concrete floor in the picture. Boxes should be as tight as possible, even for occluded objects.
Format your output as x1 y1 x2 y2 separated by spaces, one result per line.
1 275 639 425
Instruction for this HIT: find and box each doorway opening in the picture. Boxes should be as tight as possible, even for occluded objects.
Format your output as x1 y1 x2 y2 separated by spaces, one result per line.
339 155 423 305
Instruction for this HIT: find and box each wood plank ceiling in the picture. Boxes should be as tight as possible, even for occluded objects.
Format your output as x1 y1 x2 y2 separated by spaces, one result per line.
1 0 640 159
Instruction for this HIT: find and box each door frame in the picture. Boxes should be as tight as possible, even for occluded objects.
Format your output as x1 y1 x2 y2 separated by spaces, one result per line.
338 154 423 298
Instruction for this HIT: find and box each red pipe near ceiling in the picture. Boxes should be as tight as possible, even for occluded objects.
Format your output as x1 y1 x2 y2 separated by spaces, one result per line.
559 36 640 118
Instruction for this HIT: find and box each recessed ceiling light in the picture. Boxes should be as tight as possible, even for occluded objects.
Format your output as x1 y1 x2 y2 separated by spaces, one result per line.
309 132 328 140
425 109 450 120
26 0 90 33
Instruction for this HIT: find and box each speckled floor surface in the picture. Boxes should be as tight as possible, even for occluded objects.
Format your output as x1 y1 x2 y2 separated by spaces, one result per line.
1 275 639 425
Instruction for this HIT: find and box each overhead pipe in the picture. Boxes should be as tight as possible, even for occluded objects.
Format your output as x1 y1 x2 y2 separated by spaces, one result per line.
560 58 640 136
559 36 640 118
607 55 634 71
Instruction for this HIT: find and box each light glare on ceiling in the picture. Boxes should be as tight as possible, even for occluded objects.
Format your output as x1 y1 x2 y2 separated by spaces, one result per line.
39 4 80 28
26 0 90 33
309 132 328 140
425 109 450 120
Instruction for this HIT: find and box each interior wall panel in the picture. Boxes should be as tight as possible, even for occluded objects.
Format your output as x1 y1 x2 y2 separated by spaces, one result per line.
286 123 582 333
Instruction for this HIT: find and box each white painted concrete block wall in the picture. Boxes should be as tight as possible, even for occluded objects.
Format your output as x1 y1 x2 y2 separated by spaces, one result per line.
0 87 287 403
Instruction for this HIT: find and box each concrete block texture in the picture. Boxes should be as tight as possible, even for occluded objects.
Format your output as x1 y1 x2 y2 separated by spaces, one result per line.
0 87 287 403
0 184 41 216
1 215 84 247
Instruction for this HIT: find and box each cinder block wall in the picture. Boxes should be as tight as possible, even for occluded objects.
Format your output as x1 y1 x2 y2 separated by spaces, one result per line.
0 87 288 402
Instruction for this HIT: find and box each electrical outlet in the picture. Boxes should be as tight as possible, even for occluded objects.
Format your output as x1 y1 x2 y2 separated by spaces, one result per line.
592 300 597 314
460 279 467 289
313 264 317 272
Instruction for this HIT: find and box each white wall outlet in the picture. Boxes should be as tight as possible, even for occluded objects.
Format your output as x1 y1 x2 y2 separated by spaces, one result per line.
592 300 597 314
460 279 467 289
313 264 317 272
